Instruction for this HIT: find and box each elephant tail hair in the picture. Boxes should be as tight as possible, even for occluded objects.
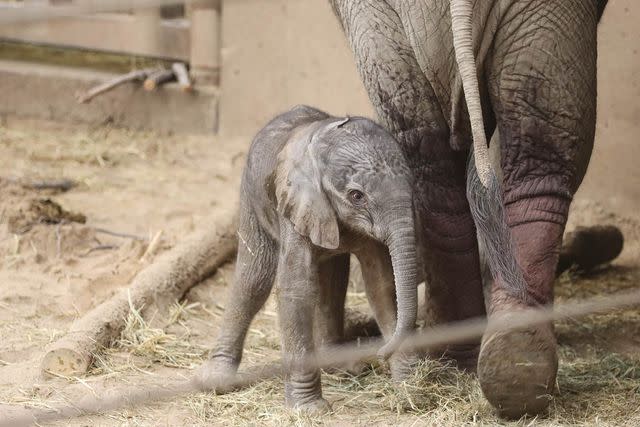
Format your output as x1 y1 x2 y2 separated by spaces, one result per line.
466 149 531 304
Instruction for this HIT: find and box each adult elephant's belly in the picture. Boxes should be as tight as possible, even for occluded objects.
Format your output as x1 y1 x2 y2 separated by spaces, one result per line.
391 0 499 151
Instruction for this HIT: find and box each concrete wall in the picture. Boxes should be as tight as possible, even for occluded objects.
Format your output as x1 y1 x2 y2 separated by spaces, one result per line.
218 0 374 138
579 0 640 218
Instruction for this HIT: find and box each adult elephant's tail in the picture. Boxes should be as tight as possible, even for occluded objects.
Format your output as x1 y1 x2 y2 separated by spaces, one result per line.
449 0 530 303
449 0 491 188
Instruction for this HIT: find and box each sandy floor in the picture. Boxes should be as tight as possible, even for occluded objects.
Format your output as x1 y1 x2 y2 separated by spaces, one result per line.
0 116 638 426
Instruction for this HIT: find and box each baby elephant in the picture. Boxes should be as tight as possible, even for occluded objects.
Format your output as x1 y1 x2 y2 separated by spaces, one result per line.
194 105 420 412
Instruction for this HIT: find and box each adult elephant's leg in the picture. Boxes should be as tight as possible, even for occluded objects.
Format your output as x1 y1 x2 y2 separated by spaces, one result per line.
314 254 370 375
331 0 486 369
479 0 599 418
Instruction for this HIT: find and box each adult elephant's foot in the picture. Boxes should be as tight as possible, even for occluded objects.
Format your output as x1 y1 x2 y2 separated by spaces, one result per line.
289 397 332 415
476 216 565 418
439 342 480 373
191 355 239 393
324 360 371 377
389 351 420 381
477 292 557 418
285 370 329 414
316 343 371 377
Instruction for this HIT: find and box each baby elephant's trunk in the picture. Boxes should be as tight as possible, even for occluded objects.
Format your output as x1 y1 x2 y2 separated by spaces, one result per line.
377 210 419 360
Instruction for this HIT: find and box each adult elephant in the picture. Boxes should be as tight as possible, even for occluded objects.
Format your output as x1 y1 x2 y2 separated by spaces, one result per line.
329 0 608 418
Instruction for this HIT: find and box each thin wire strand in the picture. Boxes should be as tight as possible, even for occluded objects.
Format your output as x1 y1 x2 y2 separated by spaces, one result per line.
2 287 639 427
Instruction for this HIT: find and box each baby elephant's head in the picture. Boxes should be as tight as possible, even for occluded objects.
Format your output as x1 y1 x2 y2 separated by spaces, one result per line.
275 116 418 357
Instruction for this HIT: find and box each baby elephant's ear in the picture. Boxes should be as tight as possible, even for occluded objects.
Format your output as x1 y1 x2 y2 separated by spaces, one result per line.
275 124 340 249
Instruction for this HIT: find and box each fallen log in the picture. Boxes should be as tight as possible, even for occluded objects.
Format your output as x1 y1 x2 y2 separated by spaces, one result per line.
77 68 158 104
26 178 77 192
143 69 176 91
557 225 624 275
171 62 193 92
41 212 238 378
2 176 77 192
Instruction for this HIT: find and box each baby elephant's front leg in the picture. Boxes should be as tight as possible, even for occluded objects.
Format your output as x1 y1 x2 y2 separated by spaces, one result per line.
276 225 330 414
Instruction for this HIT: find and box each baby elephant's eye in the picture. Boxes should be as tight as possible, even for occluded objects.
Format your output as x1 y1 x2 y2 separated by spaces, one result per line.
348 189 366 205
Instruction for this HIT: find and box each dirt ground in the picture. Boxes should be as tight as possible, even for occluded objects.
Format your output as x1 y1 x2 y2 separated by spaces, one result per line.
0 114 639 427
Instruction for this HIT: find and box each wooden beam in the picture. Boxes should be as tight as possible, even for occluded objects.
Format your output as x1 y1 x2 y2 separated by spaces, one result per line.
0 13 190 60
0 0 195 24
76 68 156 103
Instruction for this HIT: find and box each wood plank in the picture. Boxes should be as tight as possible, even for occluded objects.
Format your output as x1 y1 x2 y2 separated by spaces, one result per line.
0 0 193 24
0 13 190 60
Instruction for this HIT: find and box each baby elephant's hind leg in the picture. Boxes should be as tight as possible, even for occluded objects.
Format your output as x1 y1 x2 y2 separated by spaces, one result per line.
314 255 368 376
315 254 349 348
193 213 277 391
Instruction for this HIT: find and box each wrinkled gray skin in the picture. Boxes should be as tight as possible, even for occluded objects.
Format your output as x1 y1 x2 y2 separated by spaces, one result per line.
194 105 420 412
330 0 608 418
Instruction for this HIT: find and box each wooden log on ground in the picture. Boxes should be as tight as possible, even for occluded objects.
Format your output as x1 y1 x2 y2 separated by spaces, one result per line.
143 69 176 91
41 212 238 378
3 176 77 192
77 68 157 104
23 178 77 192
557 225 624 275
171 62 193 92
